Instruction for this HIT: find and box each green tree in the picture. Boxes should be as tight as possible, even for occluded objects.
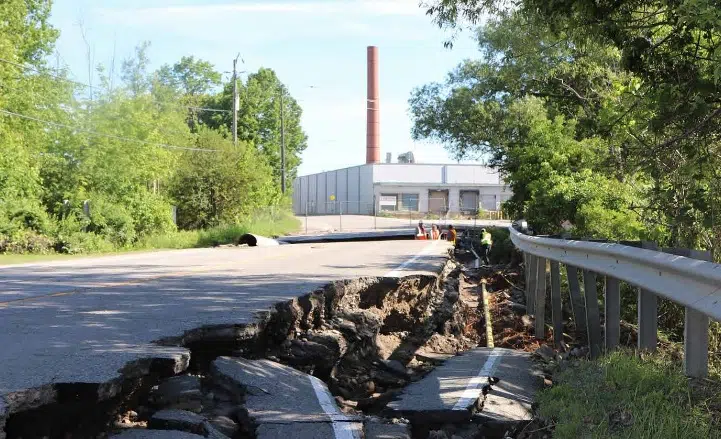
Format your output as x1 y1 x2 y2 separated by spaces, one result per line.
0 0 68 227
207 68 308 187
156 56 222 97
169 129 279 229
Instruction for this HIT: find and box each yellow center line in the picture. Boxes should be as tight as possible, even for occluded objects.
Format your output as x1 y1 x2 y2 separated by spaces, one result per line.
0 248 300 307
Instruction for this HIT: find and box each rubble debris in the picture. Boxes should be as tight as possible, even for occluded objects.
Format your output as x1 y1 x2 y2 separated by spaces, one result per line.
365 417 412 439
148 409 229 438
110 430 206 439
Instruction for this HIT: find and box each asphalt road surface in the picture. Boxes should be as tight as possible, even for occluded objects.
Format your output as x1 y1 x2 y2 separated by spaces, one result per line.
0 240 451 420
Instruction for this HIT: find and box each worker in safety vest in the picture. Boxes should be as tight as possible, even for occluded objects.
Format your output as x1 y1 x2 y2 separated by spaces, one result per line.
480 228 492 265
447 225 457 246
415 220 427 240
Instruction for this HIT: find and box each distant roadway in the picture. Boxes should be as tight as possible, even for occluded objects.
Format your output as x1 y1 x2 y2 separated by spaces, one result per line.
300 214 511 234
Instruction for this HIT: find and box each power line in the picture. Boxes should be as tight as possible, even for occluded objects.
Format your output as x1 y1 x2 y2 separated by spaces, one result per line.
0 109 220 153
0 57 232 114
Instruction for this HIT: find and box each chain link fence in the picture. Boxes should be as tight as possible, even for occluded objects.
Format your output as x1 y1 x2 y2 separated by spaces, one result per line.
301 197 508 233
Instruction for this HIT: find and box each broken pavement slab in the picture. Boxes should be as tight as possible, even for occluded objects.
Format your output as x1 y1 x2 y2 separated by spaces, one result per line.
0 395 6 439
385 347 540 424
148 409 229 439
149 375 202 407
211 357 363 439
256 422 363 438
110 430 206 439
364 420 412 439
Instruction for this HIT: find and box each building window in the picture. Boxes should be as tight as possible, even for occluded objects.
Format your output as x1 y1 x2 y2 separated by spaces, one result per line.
400 193 419 211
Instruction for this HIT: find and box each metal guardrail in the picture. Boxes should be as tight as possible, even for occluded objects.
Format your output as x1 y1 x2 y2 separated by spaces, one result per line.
509 224 716 378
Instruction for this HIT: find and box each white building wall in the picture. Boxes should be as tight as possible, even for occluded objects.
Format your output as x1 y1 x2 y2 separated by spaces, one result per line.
448 188 460 211
327 171 337 212
347 166 361 214
359 164 375 214
308 175 317 213
337 168 348 210
445 165 501 185
372 164 444 184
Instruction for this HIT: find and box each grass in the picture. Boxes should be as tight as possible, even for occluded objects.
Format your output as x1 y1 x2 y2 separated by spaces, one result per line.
537 350 721 439
0 211 301 265
138 211 300 249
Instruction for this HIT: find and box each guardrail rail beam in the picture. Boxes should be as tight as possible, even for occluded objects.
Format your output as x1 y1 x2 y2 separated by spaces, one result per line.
509 226 718 378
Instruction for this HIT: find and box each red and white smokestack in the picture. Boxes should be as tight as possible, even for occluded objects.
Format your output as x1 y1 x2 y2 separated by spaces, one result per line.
366 46 380 164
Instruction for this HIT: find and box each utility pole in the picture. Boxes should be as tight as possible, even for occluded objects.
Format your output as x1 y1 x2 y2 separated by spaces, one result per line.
280 87 286 194
232 54 240 147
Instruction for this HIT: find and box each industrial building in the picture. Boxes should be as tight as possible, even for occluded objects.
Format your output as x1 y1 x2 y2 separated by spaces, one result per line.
292 162 511 215
291 46 512 216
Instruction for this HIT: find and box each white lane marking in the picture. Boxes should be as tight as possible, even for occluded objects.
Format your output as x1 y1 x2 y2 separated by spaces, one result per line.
452 350 504 411
308 375 359 439
384 240 441 277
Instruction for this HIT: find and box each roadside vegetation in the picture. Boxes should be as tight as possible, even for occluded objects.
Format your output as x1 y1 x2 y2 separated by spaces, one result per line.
538 351 721 439
419 0 721 436
0 2 303 258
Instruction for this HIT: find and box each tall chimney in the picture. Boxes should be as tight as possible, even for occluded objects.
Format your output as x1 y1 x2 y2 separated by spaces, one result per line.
366 46 380 164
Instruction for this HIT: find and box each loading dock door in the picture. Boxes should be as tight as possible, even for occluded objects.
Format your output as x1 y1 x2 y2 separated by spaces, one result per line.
481 194 497 211
460 191 479 212
428 190 448 213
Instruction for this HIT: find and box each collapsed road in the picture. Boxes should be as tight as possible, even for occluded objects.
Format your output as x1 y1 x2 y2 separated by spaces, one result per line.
0 241 447 437
0 236 540 438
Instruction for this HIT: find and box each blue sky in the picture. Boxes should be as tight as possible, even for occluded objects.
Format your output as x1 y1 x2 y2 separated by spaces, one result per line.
49 0 481 175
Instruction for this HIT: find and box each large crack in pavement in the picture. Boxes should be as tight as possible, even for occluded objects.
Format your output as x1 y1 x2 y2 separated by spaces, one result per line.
3 257 486 439
3 254 543 439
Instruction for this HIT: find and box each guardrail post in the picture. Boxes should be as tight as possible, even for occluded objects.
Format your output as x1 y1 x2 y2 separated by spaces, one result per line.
523 252 530 305
685 249 711 377
583 270 602 359
638 241 659 351
565 265 588 343
550 261 563 348
604 276 621 352
534 257 547 339
339 201 343 231
526 254 537 314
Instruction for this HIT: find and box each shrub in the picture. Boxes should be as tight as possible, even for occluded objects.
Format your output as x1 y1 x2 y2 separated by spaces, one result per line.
55 232 115 254
0 229 54 254
6 201 52 234
86 197 137 247
125 192 176 237
488 227 514 264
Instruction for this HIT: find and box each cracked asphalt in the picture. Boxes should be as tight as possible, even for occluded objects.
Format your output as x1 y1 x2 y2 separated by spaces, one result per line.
0 240 450 418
